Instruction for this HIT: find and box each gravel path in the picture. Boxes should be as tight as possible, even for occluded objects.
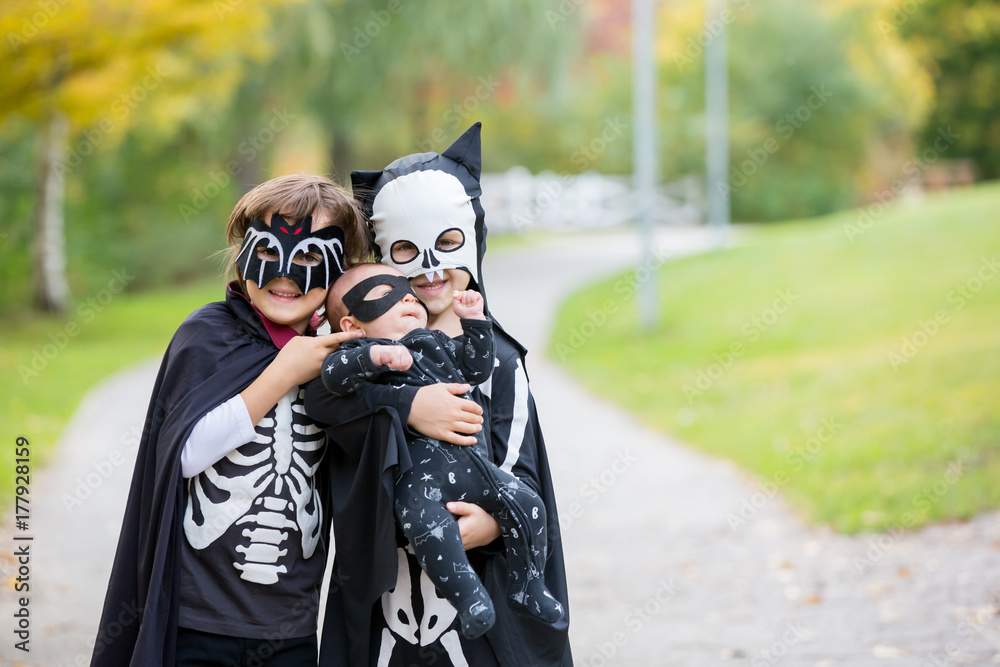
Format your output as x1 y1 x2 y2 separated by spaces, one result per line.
3 227 999 666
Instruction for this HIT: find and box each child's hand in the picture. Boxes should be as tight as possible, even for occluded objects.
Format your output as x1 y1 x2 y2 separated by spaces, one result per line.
408 384 483 446
273 331 364 386
369 344 413 371
452 290 485 320
447 502 501 549
242 330 363 426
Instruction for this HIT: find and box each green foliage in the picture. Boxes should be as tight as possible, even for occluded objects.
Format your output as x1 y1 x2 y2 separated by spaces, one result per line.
660 0 928 221
245 0 586 174
551 183 1000 533
2 0 994 318
0 118 231 312
898 0 1000 179
0 118 39 312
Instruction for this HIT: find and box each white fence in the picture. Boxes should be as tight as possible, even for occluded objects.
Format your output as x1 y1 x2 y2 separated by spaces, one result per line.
480 167 704 233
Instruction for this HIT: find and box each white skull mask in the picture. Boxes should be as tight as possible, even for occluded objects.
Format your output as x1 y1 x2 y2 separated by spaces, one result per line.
371 170 480 285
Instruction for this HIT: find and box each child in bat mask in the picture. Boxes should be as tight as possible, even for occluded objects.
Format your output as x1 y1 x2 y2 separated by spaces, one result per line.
91 174 374 667
320 262 565 639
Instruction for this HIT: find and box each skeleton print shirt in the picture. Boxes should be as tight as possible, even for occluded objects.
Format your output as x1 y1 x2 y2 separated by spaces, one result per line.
178 389 328 637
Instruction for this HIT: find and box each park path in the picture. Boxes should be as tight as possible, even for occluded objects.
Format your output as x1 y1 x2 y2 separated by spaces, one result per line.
3 227 1000 667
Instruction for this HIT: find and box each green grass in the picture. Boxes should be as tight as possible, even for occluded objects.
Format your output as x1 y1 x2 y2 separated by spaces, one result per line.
550 183 1000 534
1 279 222 502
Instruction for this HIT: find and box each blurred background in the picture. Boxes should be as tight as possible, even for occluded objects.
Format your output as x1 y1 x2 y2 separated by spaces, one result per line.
3 1 1000 663
2 0 999 530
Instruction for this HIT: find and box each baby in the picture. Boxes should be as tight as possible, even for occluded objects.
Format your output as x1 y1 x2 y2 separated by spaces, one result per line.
320 263 564 638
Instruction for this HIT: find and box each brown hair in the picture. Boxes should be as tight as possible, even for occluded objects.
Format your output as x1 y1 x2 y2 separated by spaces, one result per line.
220 174 373 292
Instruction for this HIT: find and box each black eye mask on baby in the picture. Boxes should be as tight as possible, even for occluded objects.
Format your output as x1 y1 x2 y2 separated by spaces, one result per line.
342 273 424 322
234 213 346 293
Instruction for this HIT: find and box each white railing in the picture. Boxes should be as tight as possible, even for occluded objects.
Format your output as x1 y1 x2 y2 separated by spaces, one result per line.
480 168 704 233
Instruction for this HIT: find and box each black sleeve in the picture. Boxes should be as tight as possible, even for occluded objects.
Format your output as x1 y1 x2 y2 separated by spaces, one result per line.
455 318 494 385
320 340 391 398
305 338 420 456
304 379 419 461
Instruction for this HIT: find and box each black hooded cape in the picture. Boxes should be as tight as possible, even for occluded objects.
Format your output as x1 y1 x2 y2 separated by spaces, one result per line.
305 122 571 666
91 286 308 667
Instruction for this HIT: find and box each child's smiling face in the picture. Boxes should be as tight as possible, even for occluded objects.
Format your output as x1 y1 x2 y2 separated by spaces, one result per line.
409 268 471 318
244 210 334 333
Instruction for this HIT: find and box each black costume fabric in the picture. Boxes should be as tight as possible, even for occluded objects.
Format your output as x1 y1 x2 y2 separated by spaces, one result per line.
305 123 572 667
321 321 561 638
91 286 330 667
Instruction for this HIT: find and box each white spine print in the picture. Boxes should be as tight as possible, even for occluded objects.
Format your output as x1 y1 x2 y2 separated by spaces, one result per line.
183 387 325 585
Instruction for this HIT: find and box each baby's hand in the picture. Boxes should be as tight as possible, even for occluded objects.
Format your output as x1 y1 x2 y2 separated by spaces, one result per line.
452 290 485 320
369 344 413 371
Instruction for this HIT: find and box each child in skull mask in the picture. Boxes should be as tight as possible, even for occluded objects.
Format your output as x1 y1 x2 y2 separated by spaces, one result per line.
305 123 572 667
321 263 564 639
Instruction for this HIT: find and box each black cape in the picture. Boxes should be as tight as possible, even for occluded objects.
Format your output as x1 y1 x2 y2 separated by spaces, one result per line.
317 121 571 666
305 324 572 667
91 287 296 667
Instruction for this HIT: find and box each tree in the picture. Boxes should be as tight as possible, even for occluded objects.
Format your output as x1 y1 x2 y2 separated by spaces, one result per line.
224 0 582 178
0 0 283 312
897 0 1000 179
655 0 933 221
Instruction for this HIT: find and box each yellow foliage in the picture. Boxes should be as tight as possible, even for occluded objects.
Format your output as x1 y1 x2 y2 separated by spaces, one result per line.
831 0 934 129
655 0 709 68
0 0 290 145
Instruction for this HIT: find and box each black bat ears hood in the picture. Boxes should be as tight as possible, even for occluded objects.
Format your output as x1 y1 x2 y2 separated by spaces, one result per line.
351 122 490 312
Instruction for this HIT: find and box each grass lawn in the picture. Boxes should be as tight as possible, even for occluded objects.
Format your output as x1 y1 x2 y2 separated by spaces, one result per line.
1 279 221 503
550 183 1000 534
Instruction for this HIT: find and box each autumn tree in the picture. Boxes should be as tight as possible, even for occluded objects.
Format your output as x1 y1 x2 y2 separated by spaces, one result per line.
655 0 933 221
896 0 1000 179
0 0 283 313
217 0 581 180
